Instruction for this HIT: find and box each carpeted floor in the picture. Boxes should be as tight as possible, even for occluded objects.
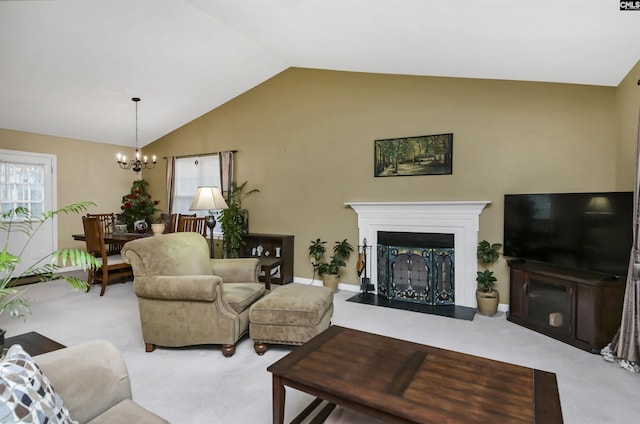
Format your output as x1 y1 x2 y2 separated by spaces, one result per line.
2 277 639 423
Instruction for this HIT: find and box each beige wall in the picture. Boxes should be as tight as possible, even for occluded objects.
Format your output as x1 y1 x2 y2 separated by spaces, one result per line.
145 68 633 301
0 129 141 250
616 60 640 189
3 64 637 303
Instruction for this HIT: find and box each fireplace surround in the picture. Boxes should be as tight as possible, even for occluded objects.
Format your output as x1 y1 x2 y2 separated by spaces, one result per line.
346 201 490 308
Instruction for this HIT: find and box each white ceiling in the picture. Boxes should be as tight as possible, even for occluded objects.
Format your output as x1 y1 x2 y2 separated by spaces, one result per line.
1 0 639 148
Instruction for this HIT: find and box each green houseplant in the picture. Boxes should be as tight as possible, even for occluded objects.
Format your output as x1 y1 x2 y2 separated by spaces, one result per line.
218 181 259 258
476 240 502 316
0 202 100 348
308 238 354 291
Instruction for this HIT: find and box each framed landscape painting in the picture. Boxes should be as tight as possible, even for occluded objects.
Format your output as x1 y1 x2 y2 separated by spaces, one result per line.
374 133 453 177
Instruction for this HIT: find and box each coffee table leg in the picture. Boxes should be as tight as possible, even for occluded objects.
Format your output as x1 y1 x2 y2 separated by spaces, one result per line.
272 375 285 424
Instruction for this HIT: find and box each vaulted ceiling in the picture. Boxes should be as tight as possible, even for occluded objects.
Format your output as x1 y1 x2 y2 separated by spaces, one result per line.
1 0 639 148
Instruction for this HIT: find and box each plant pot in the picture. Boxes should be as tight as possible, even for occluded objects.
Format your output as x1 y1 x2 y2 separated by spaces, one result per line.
151 223 165 236
476 289 499 316
134 220 148 234
322 274 340 292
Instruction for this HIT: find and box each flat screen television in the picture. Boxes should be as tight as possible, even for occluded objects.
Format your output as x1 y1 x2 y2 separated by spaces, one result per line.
503 191 633 278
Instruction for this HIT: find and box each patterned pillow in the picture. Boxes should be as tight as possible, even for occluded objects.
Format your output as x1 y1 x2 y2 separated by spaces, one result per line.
0 344 78 423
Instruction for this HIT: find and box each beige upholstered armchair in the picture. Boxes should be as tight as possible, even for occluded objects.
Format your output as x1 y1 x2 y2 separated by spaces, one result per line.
121 232 264 357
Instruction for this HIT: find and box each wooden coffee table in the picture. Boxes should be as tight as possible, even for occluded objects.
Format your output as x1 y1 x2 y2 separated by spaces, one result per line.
268 326 563 423
4 331 65 356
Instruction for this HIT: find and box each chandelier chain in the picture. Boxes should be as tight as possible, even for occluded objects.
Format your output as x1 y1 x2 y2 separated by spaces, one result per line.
116 97 156 173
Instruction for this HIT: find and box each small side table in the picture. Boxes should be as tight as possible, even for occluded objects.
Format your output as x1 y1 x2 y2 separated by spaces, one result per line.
258 257 284 290
3 331 65 356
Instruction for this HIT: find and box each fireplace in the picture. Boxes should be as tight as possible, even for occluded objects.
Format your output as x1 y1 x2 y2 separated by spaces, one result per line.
378 231 455 305
346 201 490 308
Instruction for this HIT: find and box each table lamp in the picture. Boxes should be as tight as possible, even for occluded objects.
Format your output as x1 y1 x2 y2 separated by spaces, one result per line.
189 186 228 258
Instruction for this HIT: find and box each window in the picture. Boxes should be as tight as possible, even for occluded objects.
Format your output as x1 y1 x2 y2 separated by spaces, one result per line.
171 154 222 231
0 161 45 216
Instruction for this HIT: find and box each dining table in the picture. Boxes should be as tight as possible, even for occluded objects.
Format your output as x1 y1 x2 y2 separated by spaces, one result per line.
72 232 153 246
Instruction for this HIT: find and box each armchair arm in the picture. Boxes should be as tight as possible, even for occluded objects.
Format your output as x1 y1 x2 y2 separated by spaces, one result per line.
133 275 222 301
210 258 260 283
35 340 131 424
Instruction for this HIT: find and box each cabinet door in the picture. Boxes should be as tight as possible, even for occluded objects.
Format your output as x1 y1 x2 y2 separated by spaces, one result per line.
509 269 525 319
526 274 573 336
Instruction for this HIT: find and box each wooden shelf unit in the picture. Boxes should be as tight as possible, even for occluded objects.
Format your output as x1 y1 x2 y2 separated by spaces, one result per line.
240 233 294 285
507 260 625 353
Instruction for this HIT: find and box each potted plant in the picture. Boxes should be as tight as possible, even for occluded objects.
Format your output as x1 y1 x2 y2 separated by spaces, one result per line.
0 202 100 349
218 181 259 258
119 179 160 232
476 240 502 316
308 238 354 291
150 214 165 236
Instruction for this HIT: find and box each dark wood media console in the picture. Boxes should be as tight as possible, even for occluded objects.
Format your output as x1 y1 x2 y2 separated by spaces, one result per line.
508 260 625 353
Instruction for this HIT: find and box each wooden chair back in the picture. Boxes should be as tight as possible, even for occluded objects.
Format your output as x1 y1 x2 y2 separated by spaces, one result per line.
176 213 196 232
178 216 207 237
82 216 132 296
82 216 106 259
86 213 120 255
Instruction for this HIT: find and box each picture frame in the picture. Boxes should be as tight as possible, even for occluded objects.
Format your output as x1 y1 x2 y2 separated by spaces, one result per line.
374 133 453 177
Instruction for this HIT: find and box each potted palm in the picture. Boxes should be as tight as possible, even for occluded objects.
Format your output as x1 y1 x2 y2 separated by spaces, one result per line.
476 240 502 316
1 202 100 350
218 181 258 258
308 238 354 291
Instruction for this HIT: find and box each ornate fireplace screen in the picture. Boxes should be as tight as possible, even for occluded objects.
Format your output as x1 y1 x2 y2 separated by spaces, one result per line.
377 245 455 305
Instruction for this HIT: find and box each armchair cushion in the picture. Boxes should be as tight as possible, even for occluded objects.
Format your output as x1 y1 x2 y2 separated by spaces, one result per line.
86 399 165 424
224 283 267 314
211 258 260 283
134 275 222 302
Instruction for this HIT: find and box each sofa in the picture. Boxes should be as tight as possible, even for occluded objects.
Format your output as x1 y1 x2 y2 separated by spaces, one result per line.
121 232 265 357
1 340 167 423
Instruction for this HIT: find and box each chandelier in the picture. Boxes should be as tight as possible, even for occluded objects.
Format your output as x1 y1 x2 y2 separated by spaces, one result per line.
117 97 156 173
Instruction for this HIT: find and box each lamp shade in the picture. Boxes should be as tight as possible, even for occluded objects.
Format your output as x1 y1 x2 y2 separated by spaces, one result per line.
189 186 228 211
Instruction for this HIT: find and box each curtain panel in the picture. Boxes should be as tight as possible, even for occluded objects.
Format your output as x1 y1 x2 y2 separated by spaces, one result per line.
602 112 640 373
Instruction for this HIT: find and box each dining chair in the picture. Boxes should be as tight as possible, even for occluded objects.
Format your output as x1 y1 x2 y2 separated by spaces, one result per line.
82 216 133 296
86 213 120 255
160 213 177 233
175 213 196 232
177 216 207 237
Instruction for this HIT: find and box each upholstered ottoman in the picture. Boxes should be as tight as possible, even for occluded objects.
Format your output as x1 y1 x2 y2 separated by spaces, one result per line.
249 284 334 355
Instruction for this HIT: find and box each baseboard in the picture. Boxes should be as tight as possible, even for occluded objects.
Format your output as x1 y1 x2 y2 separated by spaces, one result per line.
292 277 360 292
294 276 510 313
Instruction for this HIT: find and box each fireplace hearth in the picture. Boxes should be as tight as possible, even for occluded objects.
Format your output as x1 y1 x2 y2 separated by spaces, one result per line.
347 292 476 320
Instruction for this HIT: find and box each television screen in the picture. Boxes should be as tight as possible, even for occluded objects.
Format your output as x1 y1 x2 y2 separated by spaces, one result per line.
504 191 633 278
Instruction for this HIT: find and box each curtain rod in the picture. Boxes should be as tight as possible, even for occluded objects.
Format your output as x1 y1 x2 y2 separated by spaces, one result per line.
163 150 237 160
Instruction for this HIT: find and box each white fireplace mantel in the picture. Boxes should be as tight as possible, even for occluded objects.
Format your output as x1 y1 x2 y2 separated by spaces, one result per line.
346 201 490 308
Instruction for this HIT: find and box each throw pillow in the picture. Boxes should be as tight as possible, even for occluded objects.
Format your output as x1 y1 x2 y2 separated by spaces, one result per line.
0 344 78 424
